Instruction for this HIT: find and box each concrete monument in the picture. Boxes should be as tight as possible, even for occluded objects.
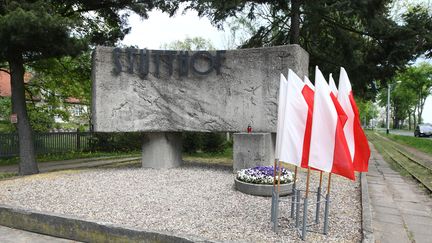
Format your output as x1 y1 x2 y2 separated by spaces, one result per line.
92 45 308 169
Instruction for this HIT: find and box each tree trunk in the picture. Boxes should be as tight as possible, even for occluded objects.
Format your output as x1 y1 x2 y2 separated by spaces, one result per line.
418 100 423 124
408 111 412 130
289 0 301 44
8 55 39 175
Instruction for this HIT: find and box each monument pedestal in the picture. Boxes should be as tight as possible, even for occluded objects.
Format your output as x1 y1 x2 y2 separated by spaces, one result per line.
233 133 275 172
142 132 182 169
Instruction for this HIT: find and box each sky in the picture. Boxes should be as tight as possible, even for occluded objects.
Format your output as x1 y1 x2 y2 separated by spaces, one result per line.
121 8 227 49
121 6 432 124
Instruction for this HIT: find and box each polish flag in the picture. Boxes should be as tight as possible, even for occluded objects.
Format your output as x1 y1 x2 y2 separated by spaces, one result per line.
338 67 371 172
275 74 288 159
309 67 355 180
279 70 314 168
304 76 315 91
329 73 338 96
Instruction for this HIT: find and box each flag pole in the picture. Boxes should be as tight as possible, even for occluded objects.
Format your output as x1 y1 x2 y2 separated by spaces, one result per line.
324 173 332 234
290 166 298 218
273 159 282 232
301 167 311 240
315 171 323 223
271 158 278 228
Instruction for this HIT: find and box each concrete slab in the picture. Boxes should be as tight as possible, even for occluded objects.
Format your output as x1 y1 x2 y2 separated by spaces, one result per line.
92 45 309 133
375 229 410 243
233 133 274 172
0 225 76 243
366 143 432 243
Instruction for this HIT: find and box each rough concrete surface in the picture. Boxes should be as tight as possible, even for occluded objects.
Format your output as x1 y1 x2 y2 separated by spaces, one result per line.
367 144 432 243
0 225 77 243
92 45 309 132
233 133 275 172
141 132 182 169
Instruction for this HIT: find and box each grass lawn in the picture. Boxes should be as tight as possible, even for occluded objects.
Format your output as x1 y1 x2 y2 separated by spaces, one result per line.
0 150 141 166
183 147 233 166
386 133 432 156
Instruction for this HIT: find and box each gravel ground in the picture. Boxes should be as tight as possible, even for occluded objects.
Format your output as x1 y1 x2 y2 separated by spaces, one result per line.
0 164 361 242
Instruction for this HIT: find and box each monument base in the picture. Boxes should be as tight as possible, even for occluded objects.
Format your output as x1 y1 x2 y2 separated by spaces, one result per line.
233 133 275 172
142 132 182 169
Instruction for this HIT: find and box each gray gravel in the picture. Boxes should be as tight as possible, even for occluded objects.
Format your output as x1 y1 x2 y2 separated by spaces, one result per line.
0 164 361 242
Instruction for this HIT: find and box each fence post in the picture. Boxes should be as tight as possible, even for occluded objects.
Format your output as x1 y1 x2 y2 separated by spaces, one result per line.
76 128 81 151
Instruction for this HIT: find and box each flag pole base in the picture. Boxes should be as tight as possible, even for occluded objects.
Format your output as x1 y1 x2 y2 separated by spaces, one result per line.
271 187 331 240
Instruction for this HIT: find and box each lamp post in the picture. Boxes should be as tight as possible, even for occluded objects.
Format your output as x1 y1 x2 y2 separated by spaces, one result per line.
386 81 401 134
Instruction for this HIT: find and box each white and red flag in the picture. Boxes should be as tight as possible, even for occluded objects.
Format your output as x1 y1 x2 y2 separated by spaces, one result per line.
338 67 371 172
309 67 355 180
304 76 315 91
279 70 314 168
275 74 288 160
329 73 338 96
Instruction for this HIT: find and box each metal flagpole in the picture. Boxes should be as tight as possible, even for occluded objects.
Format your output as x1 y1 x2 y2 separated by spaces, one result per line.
301 167 311 240
315 171 323 223
323 173 332 234
290 166 298 218
271 159 278 226
273 159 283 232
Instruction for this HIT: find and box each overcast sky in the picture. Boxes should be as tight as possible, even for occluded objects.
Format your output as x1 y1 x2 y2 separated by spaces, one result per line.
121 6 432 123
121 8 227 49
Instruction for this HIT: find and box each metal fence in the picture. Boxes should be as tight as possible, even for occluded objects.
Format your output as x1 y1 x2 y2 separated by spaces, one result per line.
0 132 92 158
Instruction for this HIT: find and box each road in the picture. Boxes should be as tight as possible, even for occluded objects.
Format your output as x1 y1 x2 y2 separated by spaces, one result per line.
375 128 432 139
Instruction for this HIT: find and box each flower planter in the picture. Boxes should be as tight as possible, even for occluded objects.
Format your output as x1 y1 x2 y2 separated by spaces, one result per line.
234 178 293 197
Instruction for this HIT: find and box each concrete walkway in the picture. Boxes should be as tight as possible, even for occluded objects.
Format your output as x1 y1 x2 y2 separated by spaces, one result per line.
367 144 432 243
0 225 78 243
0 156 141 174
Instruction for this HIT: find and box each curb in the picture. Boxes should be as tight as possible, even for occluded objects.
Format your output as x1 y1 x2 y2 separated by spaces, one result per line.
360 172 375 243
0 204 216 243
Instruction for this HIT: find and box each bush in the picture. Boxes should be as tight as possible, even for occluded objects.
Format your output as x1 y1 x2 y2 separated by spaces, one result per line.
202 132 227 153
182 132 203 154
89 132 142 152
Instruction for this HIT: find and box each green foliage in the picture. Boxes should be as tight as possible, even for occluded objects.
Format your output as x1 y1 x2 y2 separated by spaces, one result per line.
355 98 379 126
0 97 56 132
182 132 229 154
184 1 432 98
28 53 92 127
202 132 227 153
0 97 14 132
378 62 432 128
182 132 204 154
89 133 142 152
161 37 215 51
27 105 55 132
398 62 432 124
387 134 432 157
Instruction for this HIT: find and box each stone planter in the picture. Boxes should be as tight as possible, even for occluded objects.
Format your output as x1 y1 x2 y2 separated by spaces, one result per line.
234 178 293 197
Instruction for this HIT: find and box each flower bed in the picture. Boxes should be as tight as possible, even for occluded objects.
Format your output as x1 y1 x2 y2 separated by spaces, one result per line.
235 166 294 197
236 166 294 185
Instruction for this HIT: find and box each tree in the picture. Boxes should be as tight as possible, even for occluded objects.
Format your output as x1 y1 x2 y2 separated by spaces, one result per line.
0 1 179 175
355 98 378 127
161 36 215 50
29 53 93 129
183 1 432 98
398 63 432 126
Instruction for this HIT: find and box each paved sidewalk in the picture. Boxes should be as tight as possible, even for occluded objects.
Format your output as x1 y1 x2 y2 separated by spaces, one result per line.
367 144 432 243
0 156 140 174
0 225 79 243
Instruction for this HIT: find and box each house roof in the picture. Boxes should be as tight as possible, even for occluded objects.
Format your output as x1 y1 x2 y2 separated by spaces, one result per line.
0 70 32 97
1 70 84 104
